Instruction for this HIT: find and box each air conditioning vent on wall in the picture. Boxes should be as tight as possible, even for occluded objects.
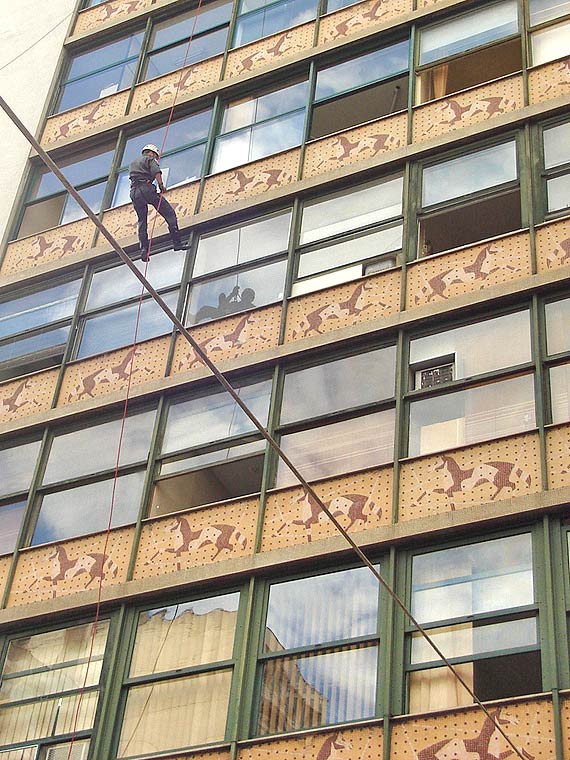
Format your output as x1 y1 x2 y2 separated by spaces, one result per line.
417 363 454 388
45 742 88 760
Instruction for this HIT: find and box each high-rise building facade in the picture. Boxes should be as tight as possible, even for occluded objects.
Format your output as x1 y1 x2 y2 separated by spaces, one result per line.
0 0 569 757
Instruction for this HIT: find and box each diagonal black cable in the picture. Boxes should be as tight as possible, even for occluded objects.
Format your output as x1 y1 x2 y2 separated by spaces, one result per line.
0 94 527 760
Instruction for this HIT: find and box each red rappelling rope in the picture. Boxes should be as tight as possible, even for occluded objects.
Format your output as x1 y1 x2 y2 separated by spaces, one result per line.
66 3 205 756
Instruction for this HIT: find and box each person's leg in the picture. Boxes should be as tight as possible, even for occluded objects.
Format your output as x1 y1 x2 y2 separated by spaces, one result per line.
144 186 184 248
130 188 150 250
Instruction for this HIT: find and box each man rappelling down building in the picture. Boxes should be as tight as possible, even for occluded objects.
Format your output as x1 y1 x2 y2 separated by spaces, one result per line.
129 144 187 261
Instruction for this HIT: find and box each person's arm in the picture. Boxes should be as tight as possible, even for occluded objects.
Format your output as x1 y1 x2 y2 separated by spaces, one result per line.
154 170 166 193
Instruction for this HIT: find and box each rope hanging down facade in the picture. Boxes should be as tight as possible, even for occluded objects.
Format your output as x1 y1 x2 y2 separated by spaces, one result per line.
0 92 528 760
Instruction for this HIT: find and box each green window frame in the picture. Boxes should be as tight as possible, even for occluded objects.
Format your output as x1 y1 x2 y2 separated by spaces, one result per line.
528 0 570 65
0 437 42 557
543 295 570 425
540 117 570 217
232 0 318 48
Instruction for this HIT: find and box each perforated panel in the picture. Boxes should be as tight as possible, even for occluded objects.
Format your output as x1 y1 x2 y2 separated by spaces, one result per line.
319 0 412 44
171 305 281 375
398 432 541 521
169 753 229 760
201 151 300 211
130 56 223 114
285 270 400 343
561 693 570 760
536 217 570 271
0 555 12 605
0 369 59 423
133 497 258 580
41 91 130 146
57 337 170 407
1 218 94 276
406 232 531 309
73 0 158 34
7 527 133 607
238 724 382 760
262 467 392 551
225 23 315 79
412 75 523 143
529 58 570 105
546 425 570 490
390 698 555 759
302 113 406 179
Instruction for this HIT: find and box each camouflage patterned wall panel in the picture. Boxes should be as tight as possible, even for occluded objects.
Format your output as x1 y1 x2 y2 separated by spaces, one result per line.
0 369 59 425
133 497 258 580
238 724 383 760
0 556 11 604
73 0 159 35
167 754 230 760
390 698 555 760
171 305 281 376
262 468 392 550
225 23 315 79
398 432 541 521
99 181 199 244
545 424 570 490
406 233 531 309
412 75 523 143
562 693 570 760
57 337 170 407
319 0 412 45
284 270 400 343
41 91 130 147
302 113 407 179
529 58 570 104
7 527 133 606
0 218 95 276
536 217 570 271
130 56 224 114
200 151 300 211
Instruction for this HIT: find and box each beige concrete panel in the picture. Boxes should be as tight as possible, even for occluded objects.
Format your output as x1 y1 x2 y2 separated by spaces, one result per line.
0 218 94 276
529 57 570 104
169 754 229 760
562 693 570 760
0 556 11 604
225 24 315 78
0 369 59 424
390 699 555 759
239 724 383 760
130 57 224 114
58 337 170 406
406 233 531 309
201 151 300 212
285 270 400 342
319 0 412 44
73 0 158 35
133 498 258 579
412 75 523 143
7 528 133 607
41 91 130 146
262 468 392 550
536 217 570 271
398 432 541 521
546 424 570 490
302 113 407 179
171 305 281 375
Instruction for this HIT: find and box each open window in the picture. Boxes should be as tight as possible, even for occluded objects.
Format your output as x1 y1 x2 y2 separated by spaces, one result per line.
415 0 521 105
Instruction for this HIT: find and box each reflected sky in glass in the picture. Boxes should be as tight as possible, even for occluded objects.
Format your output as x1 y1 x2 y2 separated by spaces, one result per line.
0 440 41 497
0 279 80 339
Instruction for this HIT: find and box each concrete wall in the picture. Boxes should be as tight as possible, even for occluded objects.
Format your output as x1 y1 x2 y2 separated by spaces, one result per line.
0 0 77 244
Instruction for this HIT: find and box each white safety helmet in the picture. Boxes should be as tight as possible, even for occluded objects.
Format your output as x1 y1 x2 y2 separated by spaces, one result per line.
142 144 160 156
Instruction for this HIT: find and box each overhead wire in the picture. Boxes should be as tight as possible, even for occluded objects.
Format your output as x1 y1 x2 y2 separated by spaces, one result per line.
0 11 74 73
0 87 527 760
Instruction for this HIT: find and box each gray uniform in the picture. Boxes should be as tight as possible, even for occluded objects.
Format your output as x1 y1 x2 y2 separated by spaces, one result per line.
129 154 182 251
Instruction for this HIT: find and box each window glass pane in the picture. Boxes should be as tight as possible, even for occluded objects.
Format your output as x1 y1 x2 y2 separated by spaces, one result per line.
410 311 531 382
423 141 517 207
530 0 570 24
250 109 305 161
419 0 518 65
36 148 114 199
0 693 99 746
0 280 80 340
281 346 396 424
233 0 318 46
265 567 379 651
194 211 291 276
326 0 360 10
66 34 143 80
549 363 570 423
211 129 252 172
146 27 228 78
43 410 156 484
545 297 570 354
221 81 308 133
258 644 377 734
187 259 286 324
532 19 570 64
0 501 26 556
0 441 41 497
78 290 178 358
544 121 570 168
60 180 107 224
547 174 570 212
130 593 240 676
276 409 395 487
0 326 71 374
315 40 409 101
163 378 272 452
409 374 535 457
120 111 211 168
58 60 139 112
152 0 231 50
32 471 145 545
300 177 403 244
411 534 533 623
118 670 232 756
160 439 265 476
